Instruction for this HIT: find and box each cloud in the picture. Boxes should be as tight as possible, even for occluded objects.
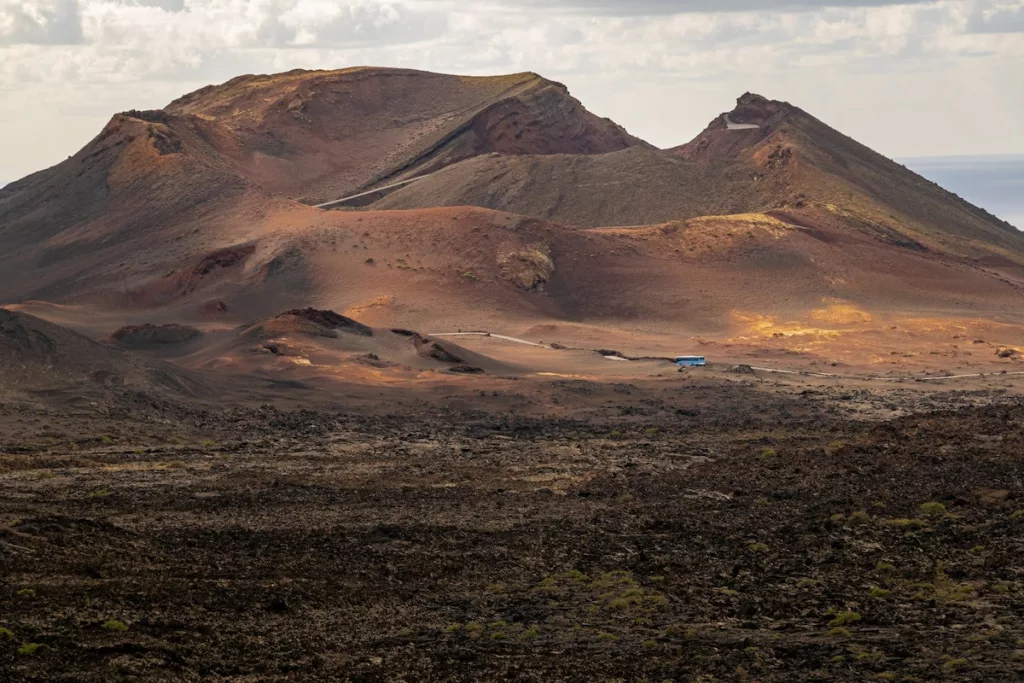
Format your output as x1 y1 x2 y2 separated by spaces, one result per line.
477 0 939 16
276 1 448 48
132 0 184 8
3 0 450 50
0 0 84 44
72 0 447 50
966 1 1024 32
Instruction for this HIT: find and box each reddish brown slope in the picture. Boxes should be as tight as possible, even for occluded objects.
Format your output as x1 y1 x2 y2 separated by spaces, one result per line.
164 67 648 203
671 93 1024 258
367 147 753 227
0 307 210 397
0 68 646 305
111 204 1024 337
1 73 1022 362
5 198 1024 375
0 107 275 307
373 92 1024 263
0 110 251 253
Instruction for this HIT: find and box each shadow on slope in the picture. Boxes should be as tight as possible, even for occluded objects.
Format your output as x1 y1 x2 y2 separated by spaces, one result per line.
0 308 212 401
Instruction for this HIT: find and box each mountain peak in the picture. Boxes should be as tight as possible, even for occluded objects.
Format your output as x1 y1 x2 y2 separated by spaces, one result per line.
737 92 769 105
0 66 647 242
730 92 793 128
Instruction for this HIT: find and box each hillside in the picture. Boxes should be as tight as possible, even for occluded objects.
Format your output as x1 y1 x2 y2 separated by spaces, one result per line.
164 67 647 203
0 110 253 255
0 67 646 305
672 93 1024 258
1 69 1023 374
0 67 641 245
365 146 754 227
0 308 209 398
370 93 1024 262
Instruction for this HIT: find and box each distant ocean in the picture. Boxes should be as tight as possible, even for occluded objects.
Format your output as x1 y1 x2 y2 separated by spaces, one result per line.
902 154 1024 231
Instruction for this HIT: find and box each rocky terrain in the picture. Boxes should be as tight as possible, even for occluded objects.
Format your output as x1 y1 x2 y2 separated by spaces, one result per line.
1 382 1023 681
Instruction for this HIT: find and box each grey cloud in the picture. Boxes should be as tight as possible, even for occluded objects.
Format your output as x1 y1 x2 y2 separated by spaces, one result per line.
107 0 185 9
483 0 937 15
0 0 84 45
967 3 1024 33
246 3 449 49
133 0 185 9
289 9 449 48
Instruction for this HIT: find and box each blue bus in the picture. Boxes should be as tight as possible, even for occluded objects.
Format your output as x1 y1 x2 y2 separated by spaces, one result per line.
675 356 706 367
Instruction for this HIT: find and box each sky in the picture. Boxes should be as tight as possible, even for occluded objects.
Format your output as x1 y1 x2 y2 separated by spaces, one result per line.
1 0 1023 184
905 153 1024 228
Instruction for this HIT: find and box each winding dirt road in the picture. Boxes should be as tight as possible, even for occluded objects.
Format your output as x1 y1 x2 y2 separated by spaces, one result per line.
314 175 431 209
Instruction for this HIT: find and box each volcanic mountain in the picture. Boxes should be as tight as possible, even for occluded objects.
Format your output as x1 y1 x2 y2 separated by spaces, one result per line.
373 93 1024 260
1 67 1023 370
0 67 644 306
165 67 645 203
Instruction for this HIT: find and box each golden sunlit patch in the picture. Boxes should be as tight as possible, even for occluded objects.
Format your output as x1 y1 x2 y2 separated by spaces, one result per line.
344 295 395 320
730 312 844 342
809 301 872 325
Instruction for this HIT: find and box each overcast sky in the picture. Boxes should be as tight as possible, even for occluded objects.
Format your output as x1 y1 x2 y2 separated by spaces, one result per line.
2 0 1023 183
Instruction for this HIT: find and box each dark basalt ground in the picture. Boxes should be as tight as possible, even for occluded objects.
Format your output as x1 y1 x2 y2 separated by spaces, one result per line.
1 386 1023 681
